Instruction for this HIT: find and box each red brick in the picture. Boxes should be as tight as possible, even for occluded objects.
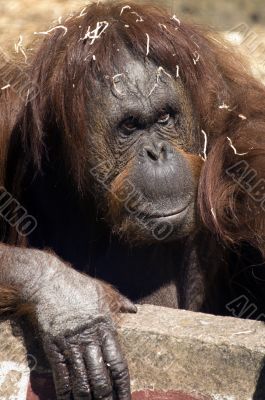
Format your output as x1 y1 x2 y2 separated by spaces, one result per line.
27 374 210 400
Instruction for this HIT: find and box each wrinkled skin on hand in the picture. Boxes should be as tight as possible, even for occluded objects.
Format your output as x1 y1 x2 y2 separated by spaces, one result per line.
0 247 136 400
44 317 132 400
36 270 137 400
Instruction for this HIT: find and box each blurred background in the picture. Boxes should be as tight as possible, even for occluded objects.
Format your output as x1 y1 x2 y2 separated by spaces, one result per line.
0 0 264 82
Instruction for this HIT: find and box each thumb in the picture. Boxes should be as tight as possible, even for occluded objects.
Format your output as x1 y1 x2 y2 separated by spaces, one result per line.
118 294 137 313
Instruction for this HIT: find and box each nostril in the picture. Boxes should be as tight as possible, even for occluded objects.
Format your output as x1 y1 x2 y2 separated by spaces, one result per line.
146 147 159 161
160 143 167 158
142 142 169 162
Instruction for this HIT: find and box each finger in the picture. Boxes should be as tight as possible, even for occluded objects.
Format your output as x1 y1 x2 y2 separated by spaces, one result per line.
45 341 72 400
98 282 137 314
100 330 131 400
118 295 137 314
84 340 113 399
67 343 92 400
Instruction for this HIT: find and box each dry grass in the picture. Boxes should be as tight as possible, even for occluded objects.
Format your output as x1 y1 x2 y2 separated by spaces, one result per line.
0 0 264 83
0 0 86 49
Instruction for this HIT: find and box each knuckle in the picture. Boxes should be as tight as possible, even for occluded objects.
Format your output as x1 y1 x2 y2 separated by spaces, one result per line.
93 382 112 399
73 387 91 397
54 373 71 392
89 369 112 396
56 385 72 398
111 362 130 380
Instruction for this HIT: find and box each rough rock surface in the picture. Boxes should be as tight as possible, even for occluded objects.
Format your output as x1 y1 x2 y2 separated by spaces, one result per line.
1 305 265 399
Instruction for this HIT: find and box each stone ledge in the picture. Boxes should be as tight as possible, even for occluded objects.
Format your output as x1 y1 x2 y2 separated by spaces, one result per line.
119 305 265 400
1 305 265 399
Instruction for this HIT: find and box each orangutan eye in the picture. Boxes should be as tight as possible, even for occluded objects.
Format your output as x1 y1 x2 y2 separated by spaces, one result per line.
157 113 171 124
120 117 139 134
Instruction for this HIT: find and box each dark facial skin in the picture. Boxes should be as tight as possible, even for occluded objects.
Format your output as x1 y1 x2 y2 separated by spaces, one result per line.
1 56 204 400
89 55 200 242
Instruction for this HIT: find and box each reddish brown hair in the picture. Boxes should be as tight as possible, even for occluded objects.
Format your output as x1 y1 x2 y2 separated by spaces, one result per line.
4 1 265 254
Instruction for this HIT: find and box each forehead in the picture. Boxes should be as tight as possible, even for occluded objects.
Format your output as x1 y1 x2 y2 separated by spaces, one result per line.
119 58 174 94
97 56 183 122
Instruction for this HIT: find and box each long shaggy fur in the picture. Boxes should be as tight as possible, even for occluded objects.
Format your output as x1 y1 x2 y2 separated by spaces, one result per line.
2 0 265 258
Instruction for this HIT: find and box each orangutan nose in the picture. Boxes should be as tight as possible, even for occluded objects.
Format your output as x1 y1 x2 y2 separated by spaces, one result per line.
142 141 170 162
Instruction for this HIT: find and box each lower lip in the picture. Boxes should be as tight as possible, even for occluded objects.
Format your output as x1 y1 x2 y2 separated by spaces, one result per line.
144 204 190 221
